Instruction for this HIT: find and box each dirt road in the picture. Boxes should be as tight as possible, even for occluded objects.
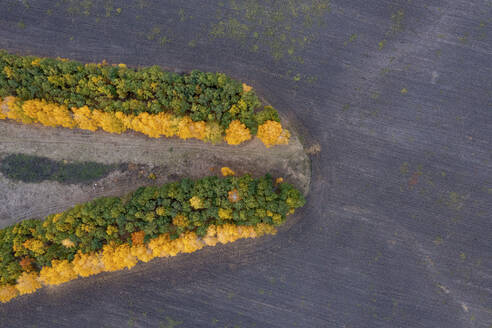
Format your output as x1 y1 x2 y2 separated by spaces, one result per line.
0 119 310 228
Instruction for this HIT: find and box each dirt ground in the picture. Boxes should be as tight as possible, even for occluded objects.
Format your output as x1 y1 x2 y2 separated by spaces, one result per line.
0 118 310 229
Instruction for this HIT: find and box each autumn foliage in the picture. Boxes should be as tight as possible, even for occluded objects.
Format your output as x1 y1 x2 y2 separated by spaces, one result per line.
0 51 291 147
0 97 221 142
257 120 291 148
220 167 236 176
0 174 305 303
224 120 252 145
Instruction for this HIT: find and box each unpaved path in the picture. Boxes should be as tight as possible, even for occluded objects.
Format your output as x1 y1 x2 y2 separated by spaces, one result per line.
0 118 310 228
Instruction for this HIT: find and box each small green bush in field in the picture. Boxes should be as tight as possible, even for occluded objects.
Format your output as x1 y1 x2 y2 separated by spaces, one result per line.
0 153 115 184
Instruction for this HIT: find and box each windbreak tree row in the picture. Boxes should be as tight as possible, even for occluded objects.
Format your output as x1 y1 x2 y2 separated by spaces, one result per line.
0 51 289 147
0 174 305 303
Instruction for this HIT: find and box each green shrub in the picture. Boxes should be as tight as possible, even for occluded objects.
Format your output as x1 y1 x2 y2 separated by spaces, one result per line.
0 154 115 184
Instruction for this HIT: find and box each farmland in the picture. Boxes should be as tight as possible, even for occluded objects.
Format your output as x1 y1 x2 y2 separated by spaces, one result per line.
0 0 491 327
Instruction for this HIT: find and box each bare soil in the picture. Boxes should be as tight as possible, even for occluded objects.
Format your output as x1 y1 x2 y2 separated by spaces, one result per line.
0 117 310 228
0 0 491 327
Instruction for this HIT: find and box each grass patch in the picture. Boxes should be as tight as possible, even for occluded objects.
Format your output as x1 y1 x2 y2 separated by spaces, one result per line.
0 153 116 184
